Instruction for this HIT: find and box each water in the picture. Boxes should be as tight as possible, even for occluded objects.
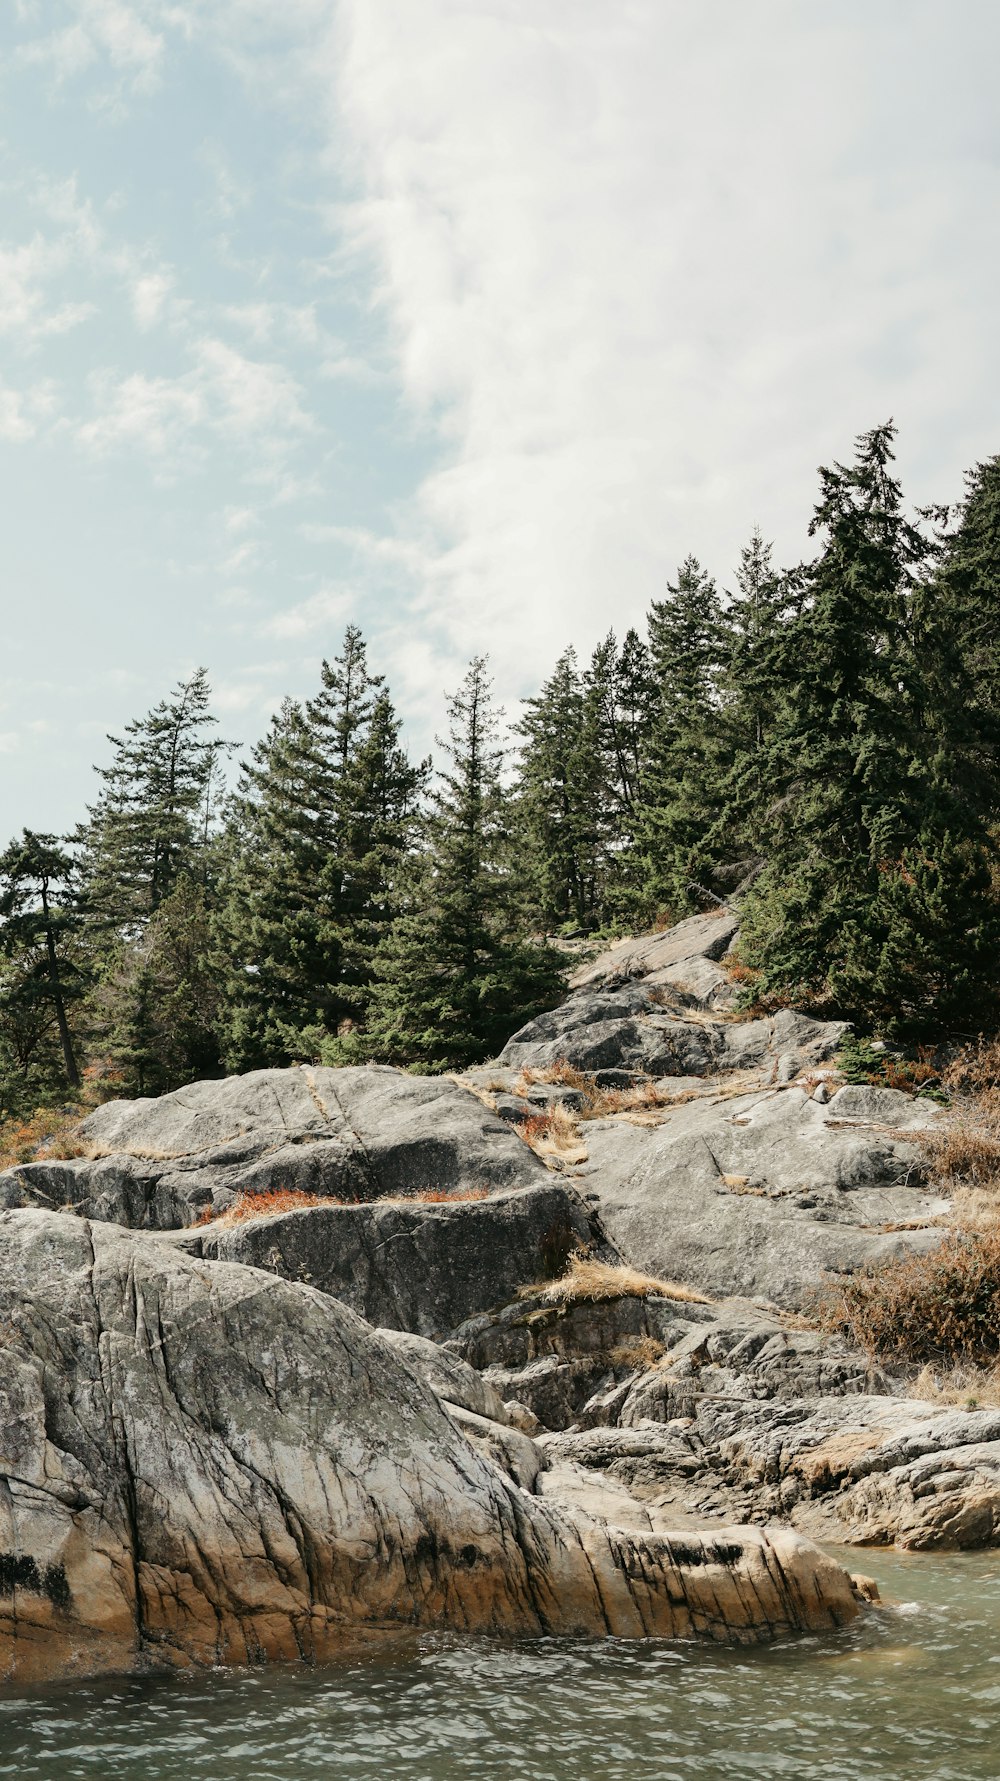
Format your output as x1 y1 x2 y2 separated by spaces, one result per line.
1 1550 998 1781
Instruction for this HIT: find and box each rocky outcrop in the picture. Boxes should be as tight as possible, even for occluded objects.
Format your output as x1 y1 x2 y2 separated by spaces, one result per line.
0 1211 864 1681
172 1182 606 1338
0 1066 546 1229
576 1081 946 1306
448 1280 1000 1553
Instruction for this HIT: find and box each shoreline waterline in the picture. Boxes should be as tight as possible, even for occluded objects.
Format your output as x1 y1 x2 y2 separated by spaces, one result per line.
0 1547 995 1780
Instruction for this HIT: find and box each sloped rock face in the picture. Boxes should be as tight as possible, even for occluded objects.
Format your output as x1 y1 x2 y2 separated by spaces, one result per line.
0 1211 862 1681
576 1083 945 1307
499 988 849 1080
175 1183 605 1338
0 1066 546 1230
567 910 741 993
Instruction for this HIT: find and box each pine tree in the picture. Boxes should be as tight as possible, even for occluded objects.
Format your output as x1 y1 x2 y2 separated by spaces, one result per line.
366 658 565 1068
637 555 732 917
513 649 604 931
737 422 999 1033
935 454 1000 727
219 628 426 1068
585 628 657 923
88 878 223 1096
0 831 85 1106
717 530 798 870
77 668 226 939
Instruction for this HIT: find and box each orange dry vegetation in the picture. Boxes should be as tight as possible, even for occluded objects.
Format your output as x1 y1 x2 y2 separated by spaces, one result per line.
200 1183 492 1226
822 1227 1000 1364
0 1108 89 1171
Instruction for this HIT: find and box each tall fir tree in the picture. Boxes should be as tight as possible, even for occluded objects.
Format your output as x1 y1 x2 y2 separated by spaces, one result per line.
0 831 86 1111
585 628 657 922
737 422 998 1033
935 454 1000 727
637 555 732 917
513 648 604 931
366 658 564 1068
218 627 426 1068
77 668 225 937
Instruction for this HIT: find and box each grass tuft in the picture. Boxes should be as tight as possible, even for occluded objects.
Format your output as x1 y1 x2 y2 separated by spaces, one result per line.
202 1183 493 1227
527 1253 713 1307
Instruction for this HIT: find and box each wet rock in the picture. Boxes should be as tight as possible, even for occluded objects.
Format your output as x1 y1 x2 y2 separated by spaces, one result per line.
0 1210 863 1682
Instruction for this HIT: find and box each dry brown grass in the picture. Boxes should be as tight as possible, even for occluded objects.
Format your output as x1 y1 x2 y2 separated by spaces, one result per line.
924 1123 1000 1191
516 1104 589 1166
910 1361 1000 1410
820 1226 1000 1365
527 1253 713 1307
513 1061 701 1123
608 1334 666 1371
204 1183 493 1228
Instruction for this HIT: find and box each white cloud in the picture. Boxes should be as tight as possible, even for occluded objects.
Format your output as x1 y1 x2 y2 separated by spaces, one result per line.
0 376 59 441
328 0 1000 692
131 269 173 329
264 582 354 638
77 336 314 458
16 0 176 94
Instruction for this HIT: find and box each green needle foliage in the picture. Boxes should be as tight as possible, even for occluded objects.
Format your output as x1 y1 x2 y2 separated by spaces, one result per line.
735 423 999 1034
218 626 427 1070
365 657 565 1069
0 831 86 1111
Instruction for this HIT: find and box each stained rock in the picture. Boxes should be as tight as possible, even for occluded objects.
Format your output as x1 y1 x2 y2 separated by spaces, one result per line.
0 1210 863 1681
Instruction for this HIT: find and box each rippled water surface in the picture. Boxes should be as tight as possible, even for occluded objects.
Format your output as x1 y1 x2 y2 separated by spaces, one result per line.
1 1550 998 1780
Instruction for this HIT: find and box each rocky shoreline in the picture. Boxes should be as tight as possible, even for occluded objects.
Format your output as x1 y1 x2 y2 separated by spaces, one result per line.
0 909 992 1681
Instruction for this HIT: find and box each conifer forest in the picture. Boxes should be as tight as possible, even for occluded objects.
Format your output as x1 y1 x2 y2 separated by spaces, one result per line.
4 422 1000 1117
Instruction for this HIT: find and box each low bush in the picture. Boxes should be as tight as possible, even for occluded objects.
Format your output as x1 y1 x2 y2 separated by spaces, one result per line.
0 1107 88 1170
822 1228 1000 1364
837 1034 943 1095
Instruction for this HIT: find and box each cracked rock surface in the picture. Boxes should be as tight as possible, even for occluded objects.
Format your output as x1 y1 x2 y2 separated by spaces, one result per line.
0 1066 546 1229
0 1210 862 1682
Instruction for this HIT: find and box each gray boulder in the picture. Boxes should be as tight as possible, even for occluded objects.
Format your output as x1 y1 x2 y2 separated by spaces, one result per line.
181 1183 602 1338
499 989 847 1081
0 1065 546 1230
576 1082 947 1306
0 1210 864 1682
568 910 740 990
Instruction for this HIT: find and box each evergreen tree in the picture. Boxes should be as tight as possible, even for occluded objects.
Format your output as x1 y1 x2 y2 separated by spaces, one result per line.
77 668 226 939
935 454 1000 727
0 831 85 1106
366 658 565 1068
585 628 657 922
219 627 426 1068
88 878 223 1096
637 555 732 916
737 422 999 1033
513 648 604 931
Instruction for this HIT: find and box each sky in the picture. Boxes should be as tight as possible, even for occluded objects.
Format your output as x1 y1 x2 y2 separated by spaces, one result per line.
2 0 1000 839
